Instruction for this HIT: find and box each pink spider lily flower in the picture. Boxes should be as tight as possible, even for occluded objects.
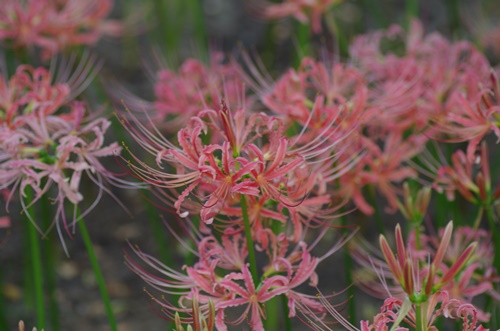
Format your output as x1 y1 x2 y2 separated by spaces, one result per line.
258 0 343 34
350 20 493 136
252 57 368 145
432 72 500 161
350 221 477 306
422 226 500 322
429 141 500 206
335 133 424 215
379 222 476 303
0 0 122 59
0 63 139 254
306 288 489 331
113 55 248 133
350 20 491 95
174 296 215 331
122 94 340 231
1 104 133 253
127 209 355 329
217 264 289 331
358 291 489 331
0 54 100 129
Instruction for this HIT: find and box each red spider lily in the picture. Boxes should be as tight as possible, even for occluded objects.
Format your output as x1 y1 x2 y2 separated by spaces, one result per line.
431 141 500 205
350 19 492 136
336 133 424 215
433 72 500 162
174 296 215 331
122 95 337 231
127 214 355 329
359 291 489 331
352 223 500 324
115 56 248 133
0 64 139 254
258 0 343 34
217 264 288 331
395 182 432 225
379 222 476 303
307 289 489 331
423 226 500 322
256 57 368 145
0 0 121 59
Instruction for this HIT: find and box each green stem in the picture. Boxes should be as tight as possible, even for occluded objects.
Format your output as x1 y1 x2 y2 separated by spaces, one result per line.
369 186 385 236
143 190 173 264
24 187 46 329
324 10 348 58
153 0 180 52
405 0 419 25
22 214 34 308
0 272 9 330
240 195 259 286
360 0 387 28
415 303 425 331
295 22 310 68
341 215 356 323
445 0 460 35
185 0 207 50
77 215 117 331
282 294 292 331
40 197 60 331
414 223 422 251
142 190 177 331
486 206 500 277
265 296 279 330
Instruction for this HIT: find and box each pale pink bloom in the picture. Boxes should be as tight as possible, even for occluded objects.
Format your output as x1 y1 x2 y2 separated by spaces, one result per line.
335 133 424 215
351 222 477 306
432 72 500 161
350 19 492 136
260 0 343 33
1 104 129 253
359 291 489 331
0 0 122 59
255 57 367 145
123 97 335 234
115 55 248 133
429 141 500 205
423 226 500 322
127 212 354 329
307 289 489 331
379 222 476 302
217 264 288 331
0 64 138 253
174 296 215 331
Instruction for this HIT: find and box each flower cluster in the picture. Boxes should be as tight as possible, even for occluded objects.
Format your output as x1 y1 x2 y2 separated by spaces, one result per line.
258 0 343 33
126 220 352 331
0 62 132 253
120 18 500 331
121 53 357 328
0 0 121 59
116 55 248 133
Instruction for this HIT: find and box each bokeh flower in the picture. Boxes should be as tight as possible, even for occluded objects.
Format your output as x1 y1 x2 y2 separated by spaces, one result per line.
0 0 122 59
